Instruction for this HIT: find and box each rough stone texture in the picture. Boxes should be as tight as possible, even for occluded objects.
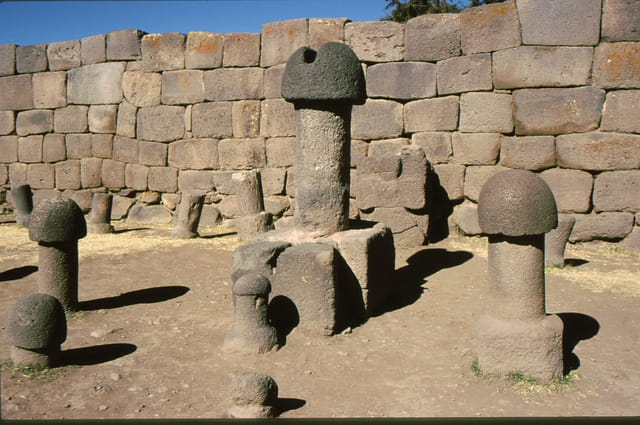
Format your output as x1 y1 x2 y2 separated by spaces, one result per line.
452 133 500 165
80 158 102 188
437 54 492 95
545 214 576 267
453 201 482 235
433 163 465 201
42 134 66 163
228 372 278 418
464 165 507 203
0 44 16 76
556 132 640 170
7 294 67 351
263 64 286 99
29 196 87 243
185 32 222 69
122 71 161 107
366 62 436 100
18 135 43 163
405 13 460 62
67 62 125 105
9 163 28 186
16 45 48 73
233 169 265 214
367 138 409 157
459 92 513 133
88 192 114 234
233 212 273 241
500 136 556 171
191 102 232 138
265 137 295 167
137 106 185 142
33 72 67 108
178 170 214 191
570 212 634 242
116 101 137 137
148 167 178 192
125 163 149 191
460 0 521 54
55 160 81 190
161 70 205 105
172 191 204 238
308 18 347 49
112 136 138 163
138 141 167 166
223 33 261 67
517 0 601 46
261 18 308 67
27 163 55 189
47 40 80 71
54 106 88 133
107 29 144 60
205 68 264 101
540 168 593 213
91 134 112 159
260 99 296 138
16 110 53 136
231 241 291 282
0 135 18 162
360 207 428 246
141 33 185 72
513 88 605 135
218 138 266 170
127 204 173 224
493 47 594 89
168 138 218 169
0 74 33 110
111 195 135 219
88 105 117 133
232 100 261 138
199 204 222 227
81 34 106 65
404 96 459 133
345 21 404 63
101 159 126 188
593 170 640 212
594 42 640 89
352 100 403 140
602 0 640 42
0 111 14 135
601 90 640 133
10 184 33 227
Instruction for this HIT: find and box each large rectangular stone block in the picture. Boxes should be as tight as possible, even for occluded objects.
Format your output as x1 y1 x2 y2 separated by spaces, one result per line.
55 160 81 189
306 18 344 47
88 105 117 133
18 135 43 163
0 135 18 162
0 165 6 185
91 134 112 159
148 166 178 192
464 165 507 202
141 33 185 71
556 132 640 170
351 99 403 140
65 134 92 159
0 74 33 110
513 88 604 135
460 0 521 54
9 162 28 186
16 110 52 136
500 136 555 171
47 40 81 71
452 201 482 235
116 101 137 137
54 105 88 133
191 102 232 138
359 207 428 246
42 134 66 163
123 71 162 107
16 45 47 73
263 64 285 99
161 70 205 105
405 14 460 62
265 137 295 168
452 133 500 165
436 54 492 95
459 92 513 133
540 168 593 213
80 157 102 188
185 32 223 69
218 138 266 169
204 68 264 101
0 111 13 135
260 98 295 138
137 105 185 142
232 100 261 138
602 0 640 42
27 163 54 189
112 136 138 163
81 34 106 65
101 159 126 188
0 44 16 76
223 33 260 67
168 138 219 169
125 163 148 191
367 138 409 157
345 21 404 63
261 168 286 196
601 90 640 133
177 169 215 191
107 29 144 60
138 140 167 166
405 96 459 135
33 71 67 109
593 170 640 212
516 0 601 46
433 163 465 201
412 132 452 164
570 212 634 242
367 62 436 100
68 62 125 105
593 42 640 88
261 19 308 67
493 47 593 89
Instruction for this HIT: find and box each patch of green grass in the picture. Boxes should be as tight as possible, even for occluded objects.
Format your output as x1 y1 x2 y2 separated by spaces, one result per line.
67 309 90 320
1 359 69 382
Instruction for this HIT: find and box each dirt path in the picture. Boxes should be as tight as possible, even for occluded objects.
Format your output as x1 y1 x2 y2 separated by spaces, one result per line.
1 220 639 418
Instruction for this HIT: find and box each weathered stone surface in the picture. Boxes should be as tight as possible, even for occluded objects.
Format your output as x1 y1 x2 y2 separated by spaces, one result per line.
228 371 278 418
148 166 178 192
260 19 308 67
223 33 261 67
107 29 144 60
622 227 640 254
27 163 55 189
88 105 117 133
0 110 14 135
264 196 291 217
111 195 135 219
0 74 33 110
405 13 460 62
404 96 459 133
265 137 295 167
7 294 67 350
191 102 232 138
16 45 47 73
601 90 640 133
41 134 66 163
171 191 205 238
161 70 204 105
260 99 295 138
459 92 513 133
122 71 161 107
367 138 409 156
91 134 112 159
116 101 136 137
33 72 67 108
437 54 492 95
452 133 500 165
513 88 605 135
178 170 214 191
185 32 222 69
47 40 80 71
9 162 28 186
500 136 556 170
18 135 43 163
433 163 465 201
218 138 266 170
351 139 369 167
0 135 18 162
366 62 436 100
54 106 88 134
168 138 218 169
127 204 173 224
263 64 286 99
80 158 102 188
141 33 185 72
101 159 126 188
138 141 167 166
593 170 640 212
232 100 261 138
545 214 576 267
261 168 286 196
345 21 404 63
556 132 640 170
464 165 507 202
66 189 95 212
570 212 634 242
137 105 185 142
602 0 640 42
204 68 264 101
0 44 16 76
81 34 106 65
65 134 92 159
453 201 482 235
352 99 403 140
68 62 125 105
493 47 594 89
198 204 221 226
360 207 427 246
517 0 601 45
112 136 138 163
55 160 81 190
540 168 593 213
460 0 521 54
16 110 52 136
125 163 148 190
308 18 347 49
595 40 640 88
29 196 86 242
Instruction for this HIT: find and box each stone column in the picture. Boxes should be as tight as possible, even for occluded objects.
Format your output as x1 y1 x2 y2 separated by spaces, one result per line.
281 42 365 237
172 192 205 239
11 184 33 227
29 197 87 311
476 169 564 381
88 192 114 234
228 372 279 418
232 170 272 241
545 214 576 268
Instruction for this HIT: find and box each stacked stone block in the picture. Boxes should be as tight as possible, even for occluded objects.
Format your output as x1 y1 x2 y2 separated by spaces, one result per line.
0 1 639 249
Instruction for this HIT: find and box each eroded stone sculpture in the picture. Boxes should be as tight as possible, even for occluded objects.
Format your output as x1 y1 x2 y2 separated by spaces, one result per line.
88 192 114 234
476 169 564 381
231 170 272 241
11 184 33 227
545 213 576 268
172 191 205 239
228 371 278 418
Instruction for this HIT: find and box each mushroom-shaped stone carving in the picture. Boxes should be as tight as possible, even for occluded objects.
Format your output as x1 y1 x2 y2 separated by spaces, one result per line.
6 293 67 368
228 371 279 418
29 197 87 311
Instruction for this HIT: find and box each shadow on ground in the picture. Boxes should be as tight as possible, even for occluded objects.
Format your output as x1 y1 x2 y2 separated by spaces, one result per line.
78 286 190 311
0 265 38 282
61 343 137 366
275 398 306 416
111 227 150 234
558 312 600 374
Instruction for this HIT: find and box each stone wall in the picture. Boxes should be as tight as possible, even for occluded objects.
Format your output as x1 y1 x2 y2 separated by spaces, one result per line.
1 0 639 247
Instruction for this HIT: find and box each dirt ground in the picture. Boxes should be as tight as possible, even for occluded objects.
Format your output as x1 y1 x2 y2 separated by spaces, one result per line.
1 216 639 419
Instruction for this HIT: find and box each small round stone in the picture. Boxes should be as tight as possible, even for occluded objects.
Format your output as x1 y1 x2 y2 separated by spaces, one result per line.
229 372 278 406
6 294 67 350
232 273 271 297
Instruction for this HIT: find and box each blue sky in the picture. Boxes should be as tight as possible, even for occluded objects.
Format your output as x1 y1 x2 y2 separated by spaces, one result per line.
0 0 396 46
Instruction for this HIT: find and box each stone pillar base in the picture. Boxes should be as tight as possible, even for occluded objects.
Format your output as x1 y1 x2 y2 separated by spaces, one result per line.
222 327 278 354
228 404 275 418
11 345 60 369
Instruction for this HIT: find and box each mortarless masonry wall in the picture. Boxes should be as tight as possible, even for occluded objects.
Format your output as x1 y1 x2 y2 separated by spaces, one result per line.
0 0 639 248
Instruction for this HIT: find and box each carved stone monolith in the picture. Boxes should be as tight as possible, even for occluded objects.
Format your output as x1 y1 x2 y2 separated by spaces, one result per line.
11 184 33 227
88 192 114 234
231 170 272 241
545 214 576 268
172 192 205 239
228 372 278 418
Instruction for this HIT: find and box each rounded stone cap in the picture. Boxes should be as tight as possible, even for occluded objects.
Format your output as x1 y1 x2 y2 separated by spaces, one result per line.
478 169 558 236
229 372 278 406
233 273 271 297
281 42 365 104
29 197 87 243
6 294 67 349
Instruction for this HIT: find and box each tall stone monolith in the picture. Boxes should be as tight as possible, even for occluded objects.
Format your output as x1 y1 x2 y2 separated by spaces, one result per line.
88 192 114 234
172 191 205 239
11 184 33 227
